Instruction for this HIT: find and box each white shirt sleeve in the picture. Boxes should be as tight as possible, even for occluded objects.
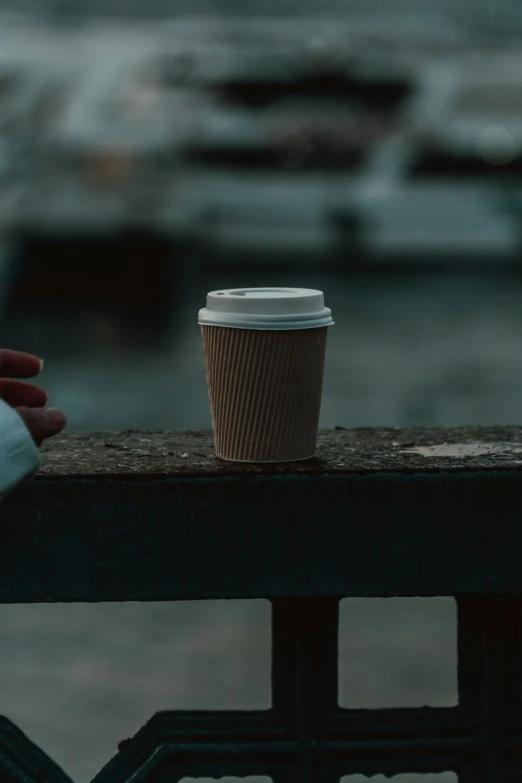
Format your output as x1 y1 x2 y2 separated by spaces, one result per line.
0 398 40 501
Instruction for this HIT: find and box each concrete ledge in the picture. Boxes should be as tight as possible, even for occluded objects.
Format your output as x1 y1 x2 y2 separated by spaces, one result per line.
36 426 522 476
1 427 522 602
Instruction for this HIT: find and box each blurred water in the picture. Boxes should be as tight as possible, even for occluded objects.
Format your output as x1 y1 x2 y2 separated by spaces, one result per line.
2 0 522 33
16 267 522 431
0 267 519 781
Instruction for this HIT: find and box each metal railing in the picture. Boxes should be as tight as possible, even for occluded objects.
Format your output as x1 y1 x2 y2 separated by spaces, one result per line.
2 425 522 782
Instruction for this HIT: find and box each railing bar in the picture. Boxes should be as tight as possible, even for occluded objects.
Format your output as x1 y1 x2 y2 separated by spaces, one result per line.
457 596 488 715
457 760 493 783
482 596 516 783
271 598 340 781
296 598 338 783
457 596 522 781
114 738 484 756
270 598 340 718
271 598 300 727
483 596 522 783
495 596 522 731
313 599 340 720
297 755 482 780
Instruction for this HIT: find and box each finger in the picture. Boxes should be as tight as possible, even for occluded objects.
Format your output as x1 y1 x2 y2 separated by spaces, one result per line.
0 350 43 379
16 407 67 446
0 380 48 408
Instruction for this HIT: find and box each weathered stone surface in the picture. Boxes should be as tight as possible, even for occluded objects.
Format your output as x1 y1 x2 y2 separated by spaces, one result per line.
0 425 520 602
38 426 522 477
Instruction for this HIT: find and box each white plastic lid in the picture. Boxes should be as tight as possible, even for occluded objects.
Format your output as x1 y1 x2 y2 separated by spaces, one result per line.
198 287 334 330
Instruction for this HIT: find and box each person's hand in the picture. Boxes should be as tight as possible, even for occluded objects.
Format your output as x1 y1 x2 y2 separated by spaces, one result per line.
0 349 67 447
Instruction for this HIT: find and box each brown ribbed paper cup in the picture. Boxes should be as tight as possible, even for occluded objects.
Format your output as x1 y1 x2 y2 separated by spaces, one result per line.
198 287 334 462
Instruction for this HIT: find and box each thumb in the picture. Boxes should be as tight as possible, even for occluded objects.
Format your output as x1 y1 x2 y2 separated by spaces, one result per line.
16 406 67 446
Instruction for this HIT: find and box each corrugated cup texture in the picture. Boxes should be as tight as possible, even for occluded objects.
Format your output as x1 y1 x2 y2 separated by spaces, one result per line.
201 325 328 462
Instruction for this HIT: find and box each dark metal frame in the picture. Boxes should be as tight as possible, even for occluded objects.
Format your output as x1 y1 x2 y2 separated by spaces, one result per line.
103 597 519 783
4 426 522 781
4 595 522 781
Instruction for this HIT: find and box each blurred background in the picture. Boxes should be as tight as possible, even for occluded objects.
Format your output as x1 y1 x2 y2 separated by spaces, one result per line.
0 0 521 780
